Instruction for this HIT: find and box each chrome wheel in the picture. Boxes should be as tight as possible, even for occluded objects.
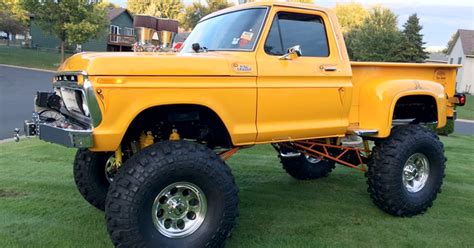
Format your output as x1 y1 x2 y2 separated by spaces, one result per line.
305 155 321 164
152 182 207 238
402 153 430 193
104 155 117 183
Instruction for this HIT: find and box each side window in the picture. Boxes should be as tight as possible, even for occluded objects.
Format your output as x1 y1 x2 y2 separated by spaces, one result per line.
264 12 329 57
458 57 462 64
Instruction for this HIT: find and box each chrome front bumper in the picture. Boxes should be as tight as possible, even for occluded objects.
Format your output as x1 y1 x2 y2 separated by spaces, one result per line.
23 114 93 148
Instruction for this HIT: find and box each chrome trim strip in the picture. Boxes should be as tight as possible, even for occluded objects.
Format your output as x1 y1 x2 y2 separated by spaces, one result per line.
350 130 379 136
54 70 87 76
83 76 102 127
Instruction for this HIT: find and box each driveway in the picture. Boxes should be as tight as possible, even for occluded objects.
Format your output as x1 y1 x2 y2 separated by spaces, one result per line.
455 120 474 136
0 65 472 140
0 65 53 139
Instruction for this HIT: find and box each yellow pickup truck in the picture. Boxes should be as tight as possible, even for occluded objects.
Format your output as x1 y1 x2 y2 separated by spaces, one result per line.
21 1 467 247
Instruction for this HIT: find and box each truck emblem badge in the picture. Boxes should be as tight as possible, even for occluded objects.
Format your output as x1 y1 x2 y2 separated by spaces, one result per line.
232 63 252 72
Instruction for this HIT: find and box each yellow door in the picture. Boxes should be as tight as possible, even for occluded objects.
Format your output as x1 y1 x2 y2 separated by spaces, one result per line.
255 7 352 142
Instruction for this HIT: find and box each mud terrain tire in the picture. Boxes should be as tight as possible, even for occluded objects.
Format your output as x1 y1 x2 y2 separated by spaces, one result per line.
73 149 112 211
105 141 239 248
367 125 446 217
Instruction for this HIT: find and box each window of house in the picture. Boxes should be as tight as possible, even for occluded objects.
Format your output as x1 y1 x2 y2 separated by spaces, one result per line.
110 25 120 42
264 12 329 57
449 58 453 64
110 25 119 35
124 27 134 36
458 57 462 64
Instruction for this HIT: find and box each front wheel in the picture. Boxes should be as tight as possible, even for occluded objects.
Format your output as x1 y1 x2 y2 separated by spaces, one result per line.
105 141 239 247
367 125 446 216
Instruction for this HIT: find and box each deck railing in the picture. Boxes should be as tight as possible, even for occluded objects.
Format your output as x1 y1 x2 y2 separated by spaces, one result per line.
108 34 135 46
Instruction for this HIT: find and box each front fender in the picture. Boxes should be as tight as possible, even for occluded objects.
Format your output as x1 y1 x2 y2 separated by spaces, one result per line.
359 79 446 138
87 76 257 152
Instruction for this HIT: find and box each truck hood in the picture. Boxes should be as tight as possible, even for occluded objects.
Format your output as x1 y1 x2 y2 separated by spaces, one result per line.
59 52 238 76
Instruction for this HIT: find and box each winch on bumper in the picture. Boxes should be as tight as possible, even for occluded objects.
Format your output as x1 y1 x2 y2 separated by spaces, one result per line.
17 71 101 148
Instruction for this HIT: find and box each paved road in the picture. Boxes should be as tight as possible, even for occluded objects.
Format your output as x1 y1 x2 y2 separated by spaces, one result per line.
0 65 53 139
455 120 474 136
0 65 472 140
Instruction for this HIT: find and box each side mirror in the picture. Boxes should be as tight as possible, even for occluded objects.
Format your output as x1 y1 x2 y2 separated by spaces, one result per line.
279 45 302 60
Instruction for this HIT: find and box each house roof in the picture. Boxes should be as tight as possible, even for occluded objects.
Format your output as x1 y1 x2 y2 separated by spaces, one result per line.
447 29 474 56
426 52 448 63
106 7 133 21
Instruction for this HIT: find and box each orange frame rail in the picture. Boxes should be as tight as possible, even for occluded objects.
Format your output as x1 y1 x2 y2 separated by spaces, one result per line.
281 140 369 172
219 147 240 161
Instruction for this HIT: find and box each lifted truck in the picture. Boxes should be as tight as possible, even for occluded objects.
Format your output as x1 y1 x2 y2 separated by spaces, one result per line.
20 2 466 247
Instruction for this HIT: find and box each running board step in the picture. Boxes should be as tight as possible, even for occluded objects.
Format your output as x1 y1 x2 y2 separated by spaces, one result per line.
348 129 379 136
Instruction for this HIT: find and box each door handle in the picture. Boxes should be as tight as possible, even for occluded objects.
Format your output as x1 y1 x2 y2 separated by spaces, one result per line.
320 65 337 71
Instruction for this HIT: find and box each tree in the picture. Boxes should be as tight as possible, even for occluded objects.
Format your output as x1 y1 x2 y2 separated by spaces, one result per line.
442 32 456 54
21 0 108 62
127 0 151 14
146 0 183 19
400 14 428 62
0 0 28 46
345 6 405 62
180 0 232 30
180 1 208 30
335 2 368 33
288 0 314 3
207 0 232 12
128 0 183 19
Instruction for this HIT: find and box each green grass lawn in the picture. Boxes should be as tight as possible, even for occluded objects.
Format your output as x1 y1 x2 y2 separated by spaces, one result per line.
0 46 71 71
457 94 474 120
1 136 473 247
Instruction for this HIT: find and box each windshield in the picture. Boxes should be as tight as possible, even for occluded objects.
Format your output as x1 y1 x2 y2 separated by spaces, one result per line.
181 8 267 52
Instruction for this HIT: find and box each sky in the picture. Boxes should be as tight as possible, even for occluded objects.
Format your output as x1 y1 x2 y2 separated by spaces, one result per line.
111 0 474 49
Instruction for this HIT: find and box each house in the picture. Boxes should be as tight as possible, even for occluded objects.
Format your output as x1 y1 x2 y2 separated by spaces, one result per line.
30 7 135 52
446 29 474 94
174 32 190 44
425 52 448 64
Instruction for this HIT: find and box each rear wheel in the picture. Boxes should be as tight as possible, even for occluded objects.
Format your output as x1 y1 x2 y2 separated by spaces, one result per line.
105 141 239 247
73 149 114 211
281 154 335 180
367 125 446 216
